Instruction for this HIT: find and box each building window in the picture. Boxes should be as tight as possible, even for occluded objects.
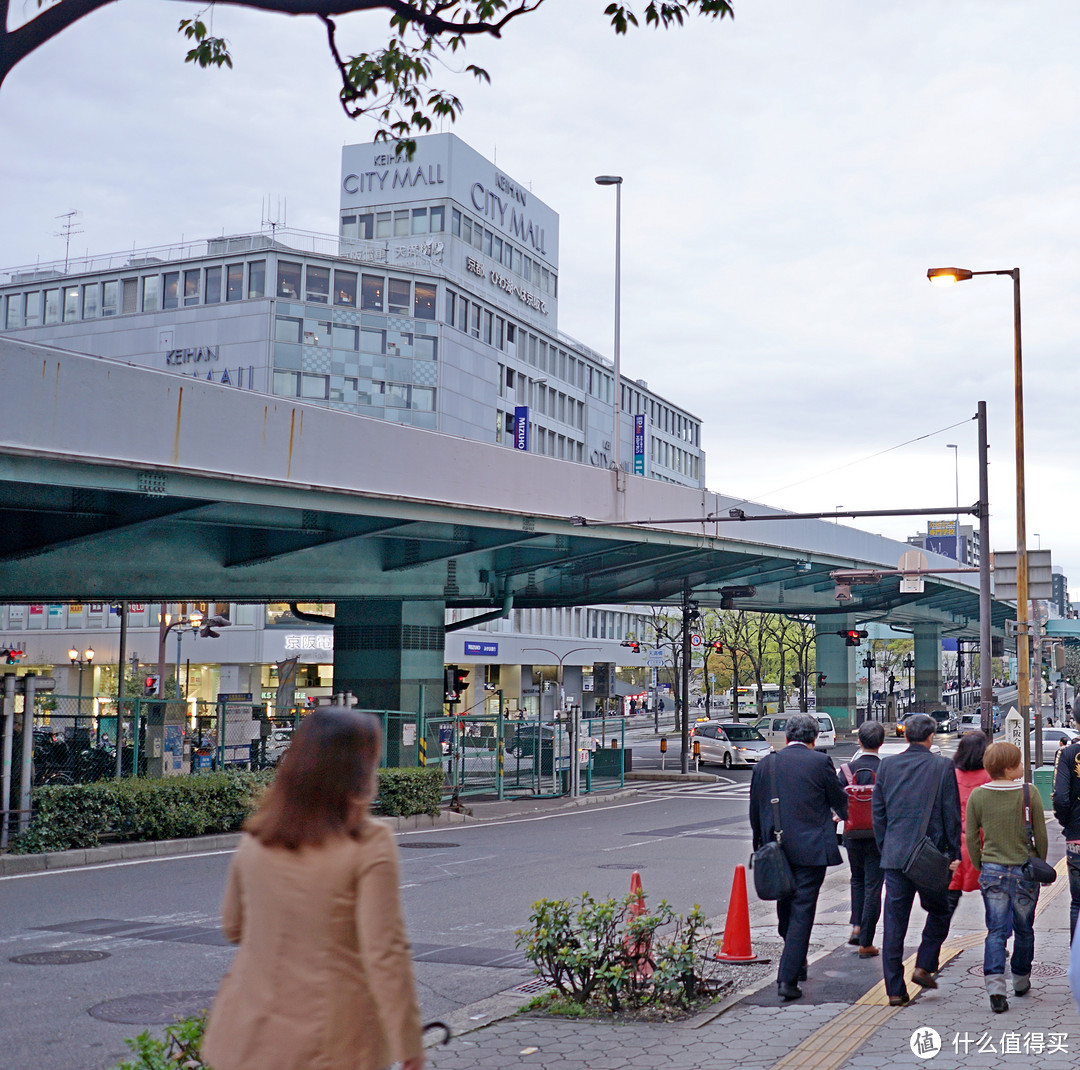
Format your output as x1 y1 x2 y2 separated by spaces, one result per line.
78 283 98 319
306 265 330 304
430 205 445 232
361 274 384 311
414 336 437 361
4 294 22 329
43 288 59 324
332 324 359 351
226 263 243 302
275 316 302 343
393 210 409 237
300 373 328 400
277 261 302 300
376 212 391 239
143 276 160 312
444 288 456 325
162 272 179 310
484 310 493 345
411 208 428 235
205 266 222 304
412 387 435 411
462 217 472 244
102 280 119 316
361 327 385 354
470 303 481 338
358 213 374 239
451 208 461 236
456 297 468 333
122 277 138 314
388 278 410 315
341 214 356 239
248 260 266 299
473 224 483 251
62 286 79 321
25 291 42 326
273 370 299 396
414 280 436 320
334 270 357 307
183 269 201 306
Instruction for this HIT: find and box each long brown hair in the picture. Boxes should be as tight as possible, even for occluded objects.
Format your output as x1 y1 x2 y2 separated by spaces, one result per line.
246 707 382 849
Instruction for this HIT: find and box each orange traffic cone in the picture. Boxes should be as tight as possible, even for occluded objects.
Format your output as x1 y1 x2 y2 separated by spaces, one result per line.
624 870 654 979
715 864 759 962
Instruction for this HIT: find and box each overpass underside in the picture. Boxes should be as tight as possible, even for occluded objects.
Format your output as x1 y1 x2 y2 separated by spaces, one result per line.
0 339 1014 729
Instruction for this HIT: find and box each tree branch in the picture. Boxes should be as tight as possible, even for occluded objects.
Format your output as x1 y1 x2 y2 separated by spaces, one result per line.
1 0 118 88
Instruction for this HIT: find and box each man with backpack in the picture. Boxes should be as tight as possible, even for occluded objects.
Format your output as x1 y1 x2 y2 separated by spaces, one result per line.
839 720 885 958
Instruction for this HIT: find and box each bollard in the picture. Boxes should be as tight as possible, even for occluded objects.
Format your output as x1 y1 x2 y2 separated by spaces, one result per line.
693 737 700 772
660 735 667 770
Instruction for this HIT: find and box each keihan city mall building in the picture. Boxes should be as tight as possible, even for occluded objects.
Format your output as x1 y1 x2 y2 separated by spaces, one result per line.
0 134 706 714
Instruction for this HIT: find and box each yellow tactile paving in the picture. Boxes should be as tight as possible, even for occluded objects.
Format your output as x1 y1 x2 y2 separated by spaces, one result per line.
766 856 1070 1070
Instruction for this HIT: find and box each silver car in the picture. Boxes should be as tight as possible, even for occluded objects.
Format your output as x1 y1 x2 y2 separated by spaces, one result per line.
694 721 770 768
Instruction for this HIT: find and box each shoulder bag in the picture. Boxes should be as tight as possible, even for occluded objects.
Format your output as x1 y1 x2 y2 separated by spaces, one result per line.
900 759 952 895
750 755 795 900
1021 782 1057 884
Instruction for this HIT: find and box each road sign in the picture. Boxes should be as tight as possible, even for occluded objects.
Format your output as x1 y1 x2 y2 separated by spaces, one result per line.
645 649 665 667
1003 706 1023 752
690 633 703 649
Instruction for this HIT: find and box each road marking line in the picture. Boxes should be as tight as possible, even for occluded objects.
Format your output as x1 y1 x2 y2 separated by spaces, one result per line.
0 849 235 881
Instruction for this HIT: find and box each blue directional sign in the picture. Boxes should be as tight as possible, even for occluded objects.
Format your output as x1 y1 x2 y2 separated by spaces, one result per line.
464 641 499 656
514 406 529 451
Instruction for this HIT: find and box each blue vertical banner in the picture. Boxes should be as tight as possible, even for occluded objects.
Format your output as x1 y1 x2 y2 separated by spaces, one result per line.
514 406 529 451
633 414 645 476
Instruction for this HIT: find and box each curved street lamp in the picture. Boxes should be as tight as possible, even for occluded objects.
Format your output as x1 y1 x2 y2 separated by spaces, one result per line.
68 645 95 724
927 265 1026 767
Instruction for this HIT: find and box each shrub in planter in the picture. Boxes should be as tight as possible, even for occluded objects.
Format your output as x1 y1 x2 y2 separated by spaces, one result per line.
374 766 443 817
515 892 721 1013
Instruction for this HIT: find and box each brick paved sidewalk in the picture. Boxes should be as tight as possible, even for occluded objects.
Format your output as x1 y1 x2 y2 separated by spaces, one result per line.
429 839 1079 1070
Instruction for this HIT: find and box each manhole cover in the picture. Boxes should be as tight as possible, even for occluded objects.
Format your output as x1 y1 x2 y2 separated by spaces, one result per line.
10 949 111 966
514 978 552 994
88 991 217 1024
400 842 461 849
596 863 647 870
967 962 1065 979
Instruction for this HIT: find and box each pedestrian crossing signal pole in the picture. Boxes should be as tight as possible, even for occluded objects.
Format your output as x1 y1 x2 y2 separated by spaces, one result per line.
681 577 695 775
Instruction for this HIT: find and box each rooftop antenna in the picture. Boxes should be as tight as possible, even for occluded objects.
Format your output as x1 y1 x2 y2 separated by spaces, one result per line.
54 210 83 272
262 195 286 238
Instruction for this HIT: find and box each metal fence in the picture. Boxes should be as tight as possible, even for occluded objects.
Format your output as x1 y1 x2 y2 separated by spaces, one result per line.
6 694 627 805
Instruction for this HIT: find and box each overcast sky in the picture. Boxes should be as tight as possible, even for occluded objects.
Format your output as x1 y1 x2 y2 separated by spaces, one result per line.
3 1 1079 596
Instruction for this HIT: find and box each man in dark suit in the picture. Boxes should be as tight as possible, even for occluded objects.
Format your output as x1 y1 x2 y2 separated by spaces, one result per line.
750 712 848 1001
872 713 962 1005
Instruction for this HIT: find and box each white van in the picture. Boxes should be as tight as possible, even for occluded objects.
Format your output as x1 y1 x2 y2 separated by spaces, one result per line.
752 713 835 752
958 711 981 736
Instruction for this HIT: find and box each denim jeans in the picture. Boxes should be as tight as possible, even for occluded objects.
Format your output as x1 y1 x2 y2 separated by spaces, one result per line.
979 862 1039 991
1067 843 1080 938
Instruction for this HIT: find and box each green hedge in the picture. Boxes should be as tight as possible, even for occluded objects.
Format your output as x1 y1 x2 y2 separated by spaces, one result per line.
7 765 445 854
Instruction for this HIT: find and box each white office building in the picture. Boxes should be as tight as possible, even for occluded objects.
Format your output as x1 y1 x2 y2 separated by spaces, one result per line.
0 134 704 714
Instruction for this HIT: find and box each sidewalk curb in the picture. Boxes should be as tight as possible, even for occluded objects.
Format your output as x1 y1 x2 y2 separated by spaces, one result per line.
0 788 644 876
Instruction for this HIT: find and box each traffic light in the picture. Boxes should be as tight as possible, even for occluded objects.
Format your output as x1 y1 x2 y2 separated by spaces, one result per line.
444 666 459 704
792 671 804 688
711 640 724 654
444 666 470 705
0 647 24 664
144 674 160 696
818 673 828 686
622 639 641 653
686 600 700 623
840 629 869 647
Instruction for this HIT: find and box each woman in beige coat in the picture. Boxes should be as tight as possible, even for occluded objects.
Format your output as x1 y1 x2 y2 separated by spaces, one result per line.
203 708 425 1070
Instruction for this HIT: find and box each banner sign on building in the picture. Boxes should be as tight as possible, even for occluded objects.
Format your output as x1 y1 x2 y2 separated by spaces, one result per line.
633 415 645 476
464 641 499 656
514 406 529 451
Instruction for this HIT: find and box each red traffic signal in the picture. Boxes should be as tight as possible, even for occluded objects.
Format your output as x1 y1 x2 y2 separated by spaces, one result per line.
444 665 470 705
143 674 160 696
841 629 869 647
1 647 24 664
711 640 724 653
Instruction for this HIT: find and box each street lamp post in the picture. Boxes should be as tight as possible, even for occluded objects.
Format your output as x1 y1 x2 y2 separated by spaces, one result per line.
68 645 94 726
595 175 622 477
903 653 915 712
929 266 1028 776
946 443 959 559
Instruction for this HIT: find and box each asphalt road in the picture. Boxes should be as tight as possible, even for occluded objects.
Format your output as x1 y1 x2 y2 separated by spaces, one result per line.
0 726 971 1070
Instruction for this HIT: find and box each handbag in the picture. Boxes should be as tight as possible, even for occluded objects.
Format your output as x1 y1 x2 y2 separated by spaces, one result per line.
750 755 795 901
1020 783 1057 884
901 761 953 895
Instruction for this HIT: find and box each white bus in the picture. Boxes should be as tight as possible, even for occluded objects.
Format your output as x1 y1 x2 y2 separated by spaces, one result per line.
728 683 781 711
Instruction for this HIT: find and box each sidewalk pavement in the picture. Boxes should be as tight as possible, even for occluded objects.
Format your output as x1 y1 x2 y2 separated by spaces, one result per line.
428 828 1080 1070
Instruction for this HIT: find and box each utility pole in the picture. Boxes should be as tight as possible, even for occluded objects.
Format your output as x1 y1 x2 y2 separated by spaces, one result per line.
680 578 692 774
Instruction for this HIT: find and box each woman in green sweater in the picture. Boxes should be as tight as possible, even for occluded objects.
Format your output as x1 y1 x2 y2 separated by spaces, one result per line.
966 741 1048 1014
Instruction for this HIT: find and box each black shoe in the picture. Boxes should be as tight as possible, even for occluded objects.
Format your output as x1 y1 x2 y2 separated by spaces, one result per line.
888 990 910 1007
778 982 803 1001
990 994 1008 1013
797 963 808 982
911 967 938 989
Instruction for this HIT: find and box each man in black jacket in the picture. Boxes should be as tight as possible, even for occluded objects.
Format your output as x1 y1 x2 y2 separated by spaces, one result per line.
750 712 848 1001
839 720 885 957
1052 705 1080 936
873 713 962 1005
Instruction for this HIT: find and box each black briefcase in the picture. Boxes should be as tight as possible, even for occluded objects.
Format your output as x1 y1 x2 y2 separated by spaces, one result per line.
901 836 952 895
750 841 794 901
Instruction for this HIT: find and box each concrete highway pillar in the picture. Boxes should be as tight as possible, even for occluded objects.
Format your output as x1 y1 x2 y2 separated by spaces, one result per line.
814 616 857 734
912 624 943 712
332 599 446 765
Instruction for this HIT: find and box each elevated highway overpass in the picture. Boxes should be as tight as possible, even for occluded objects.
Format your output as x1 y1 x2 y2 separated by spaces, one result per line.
0 338 1013 726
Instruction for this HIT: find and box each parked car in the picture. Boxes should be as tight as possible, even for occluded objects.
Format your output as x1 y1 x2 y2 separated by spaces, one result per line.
752 713 835 752
878 738 942 757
